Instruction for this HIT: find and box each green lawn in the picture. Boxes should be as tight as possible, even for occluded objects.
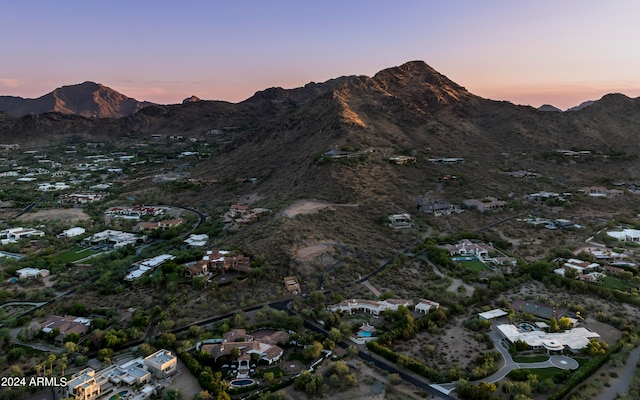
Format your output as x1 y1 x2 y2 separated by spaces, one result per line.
600 276 637 291
508 367 563 381
512 355 550 363
54 246 102 263
456 259 490 272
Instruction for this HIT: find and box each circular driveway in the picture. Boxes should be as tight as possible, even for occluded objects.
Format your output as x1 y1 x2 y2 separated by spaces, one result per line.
550 355 579 370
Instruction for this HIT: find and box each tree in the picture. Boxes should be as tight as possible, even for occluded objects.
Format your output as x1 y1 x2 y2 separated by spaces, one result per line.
549 317 559 333
302 341 323 361
230 348 241 359
558 317 573 330
329 327 342 343
163 389 182 400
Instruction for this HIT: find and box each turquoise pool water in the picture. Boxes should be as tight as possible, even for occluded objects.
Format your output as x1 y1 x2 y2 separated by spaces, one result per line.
358 331 373 337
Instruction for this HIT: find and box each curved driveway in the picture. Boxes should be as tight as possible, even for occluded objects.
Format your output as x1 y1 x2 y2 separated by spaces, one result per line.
432 330 579 394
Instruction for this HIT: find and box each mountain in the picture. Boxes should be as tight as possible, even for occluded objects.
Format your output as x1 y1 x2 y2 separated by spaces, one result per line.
538 104 562 112
566 100 595 112
2 60 640 271
0 81 153 118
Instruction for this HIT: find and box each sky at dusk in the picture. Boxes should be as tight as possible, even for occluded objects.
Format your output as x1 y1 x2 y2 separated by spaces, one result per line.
2 1 640 110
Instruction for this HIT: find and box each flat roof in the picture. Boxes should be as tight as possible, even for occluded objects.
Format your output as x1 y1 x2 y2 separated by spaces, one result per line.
478 309 508 320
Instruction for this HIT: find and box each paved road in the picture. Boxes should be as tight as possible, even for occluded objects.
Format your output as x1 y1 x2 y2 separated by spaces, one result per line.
598 344 640 400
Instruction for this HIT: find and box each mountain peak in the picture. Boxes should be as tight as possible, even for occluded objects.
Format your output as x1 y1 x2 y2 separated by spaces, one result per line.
0 82 153 118
538 104 562 112
183 95 202 104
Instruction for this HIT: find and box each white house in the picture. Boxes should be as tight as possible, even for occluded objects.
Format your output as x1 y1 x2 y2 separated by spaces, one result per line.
415 299 440 314
16 268 50 279
61 227 86 238
0 227 45 243
607 229 640 242
327 298 413 317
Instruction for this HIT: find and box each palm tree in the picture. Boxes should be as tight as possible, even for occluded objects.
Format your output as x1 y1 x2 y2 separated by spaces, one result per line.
48 354 57 376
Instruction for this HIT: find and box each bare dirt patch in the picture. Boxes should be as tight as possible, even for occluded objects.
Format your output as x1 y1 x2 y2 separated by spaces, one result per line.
295 241 345 260
19 208 90 222
282 200 358 218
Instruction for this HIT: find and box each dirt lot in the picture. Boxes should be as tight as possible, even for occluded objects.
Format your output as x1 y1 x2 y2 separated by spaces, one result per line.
19 207 90 222
282 200 358 218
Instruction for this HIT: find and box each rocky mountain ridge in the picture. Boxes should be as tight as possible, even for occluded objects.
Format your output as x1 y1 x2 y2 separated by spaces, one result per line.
0 81 154 118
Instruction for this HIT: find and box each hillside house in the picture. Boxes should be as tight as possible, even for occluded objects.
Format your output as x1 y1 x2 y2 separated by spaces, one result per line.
184 233 208 247
463 197 506 212
124 254 175 281
59 193 105 204
388 213 412 229
418 199 463 216
388 156 417 165
606 229 640 242
580 186 624 197
284 276 301 295
184 260 209 277
82 230 146 249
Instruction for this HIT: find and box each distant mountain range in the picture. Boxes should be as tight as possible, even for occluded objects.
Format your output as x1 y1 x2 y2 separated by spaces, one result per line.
2 61 640 265
0 81 154 118
538 100 596 112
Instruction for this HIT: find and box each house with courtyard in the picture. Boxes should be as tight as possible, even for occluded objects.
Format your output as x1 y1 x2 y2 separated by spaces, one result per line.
200 329 290 376
443 239 493 258
497 323 600 353
327 298 413 317
41 315 91 344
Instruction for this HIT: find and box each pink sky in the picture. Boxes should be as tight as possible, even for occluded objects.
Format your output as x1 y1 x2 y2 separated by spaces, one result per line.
1 1 639 110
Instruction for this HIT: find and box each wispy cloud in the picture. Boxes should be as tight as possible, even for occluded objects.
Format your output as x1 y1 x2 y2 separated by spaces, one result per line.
0 78 21 88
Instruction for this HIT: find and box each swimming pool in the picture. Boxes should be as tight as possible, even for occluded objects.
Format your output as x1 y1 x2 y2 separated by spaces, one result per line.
109 390 129 400
230 379 255 387
358 331 373 337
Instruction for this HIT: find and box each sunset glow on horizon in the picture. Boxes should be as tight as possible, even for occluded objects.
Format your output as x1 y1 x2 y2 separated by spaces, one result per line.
2 1 640 110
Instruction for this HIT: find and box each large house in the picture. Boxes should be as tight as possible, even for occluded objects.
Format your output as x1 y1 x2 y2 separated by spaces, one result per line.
0 227 45 244
463 197 507 212
327 298 413 317
41 315 91 344
200 329 289 371
184 250 251 278
82 230 146 249
66 350 177 400
607 229 640 242
497 324 600 353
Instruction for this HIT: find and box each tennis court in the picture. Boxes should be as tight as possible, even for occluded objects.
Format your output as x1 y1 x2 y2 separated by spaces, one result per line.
511 299 567 319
